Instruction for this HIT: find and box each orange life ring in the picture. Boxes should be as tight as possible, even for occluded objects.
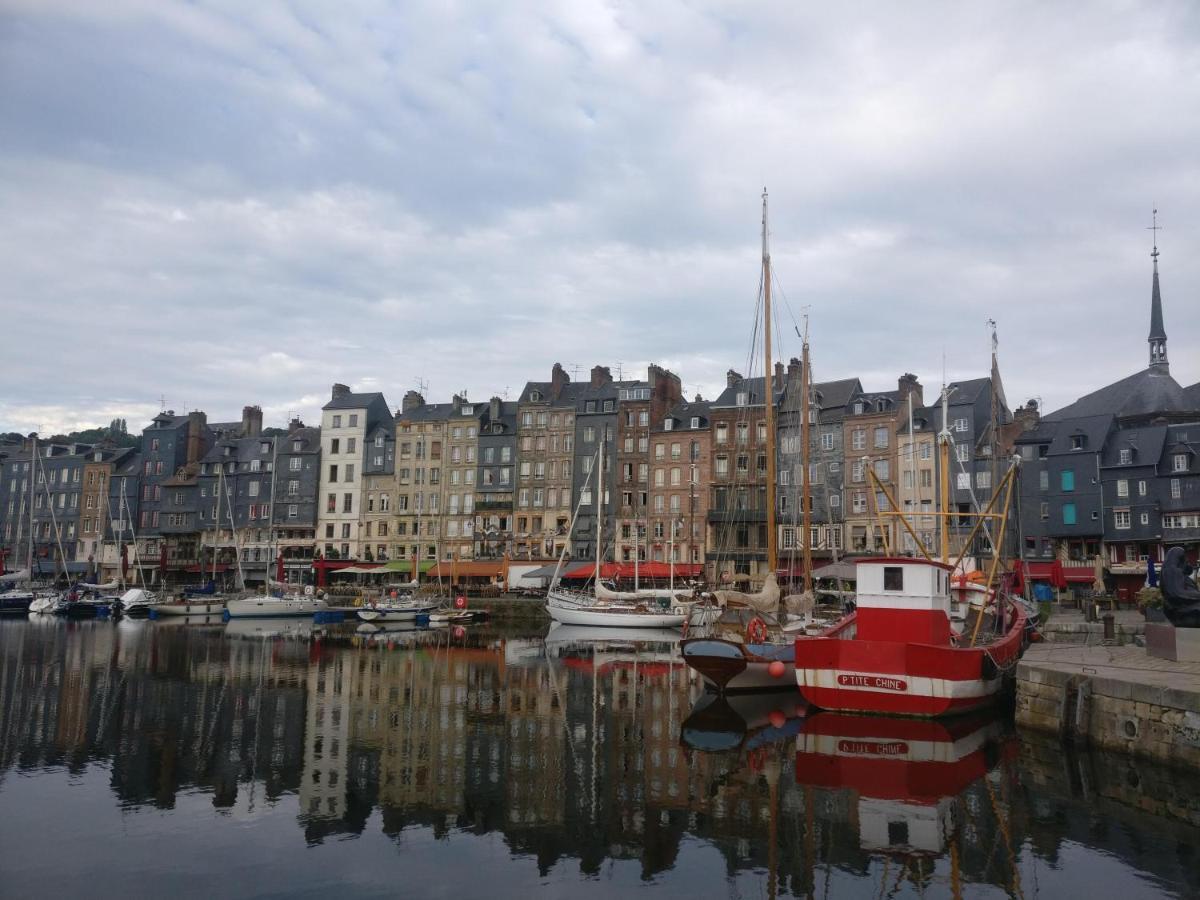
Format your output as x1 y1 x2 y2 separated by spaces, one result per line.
453 594 468 610
746 616 768 644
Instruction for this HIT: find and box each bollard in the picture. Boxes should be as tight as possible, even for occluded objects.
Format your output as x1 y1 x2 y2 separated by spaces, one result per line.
1102 613 1115 642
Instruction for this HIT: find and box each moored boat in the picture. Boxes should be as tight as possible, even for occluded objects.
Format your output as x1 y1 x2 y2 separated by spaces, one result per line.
357 596 440 622
153 598 229 617
793 557 1027 717
0 588 35 614
682 606 796 692
225 594 329 618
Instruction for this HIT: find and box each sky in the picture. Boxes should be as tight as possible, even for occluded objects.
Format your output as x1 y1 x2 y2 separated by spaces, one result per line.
1 1 1198 436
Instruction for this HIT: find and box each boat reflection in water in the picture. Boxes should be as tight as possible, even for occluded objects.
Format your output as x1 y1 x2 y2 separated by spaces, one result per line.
679 691 806 754
795 712 1016 861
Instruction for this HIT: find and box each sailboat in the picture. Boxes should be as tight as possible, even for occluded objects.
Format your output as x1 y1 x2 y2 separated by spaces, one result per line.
682 190 803 691
546 442 687 628
356 550 439 621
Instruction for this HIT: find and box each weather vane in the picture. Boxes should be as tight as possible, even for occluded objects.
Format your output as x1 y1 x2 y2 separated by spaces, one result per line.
1148 207 1161 259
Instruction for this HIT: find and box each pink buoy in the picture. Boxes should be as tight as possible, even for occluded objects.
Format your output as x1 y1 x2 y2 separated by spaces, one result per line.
768 709 786 729
768 660 786 679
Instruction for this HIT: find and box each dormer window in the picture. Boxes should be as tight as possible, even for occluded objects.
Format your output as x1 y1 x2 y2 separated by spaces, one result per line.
1174 453 1189 472
492 424 502 434
1119 448 1132 465
664 419 674 431
691 417 700 429
853 401 865 414
292 441 302 452
223 446 232 457
1070 435 1085 451
260 442 270 454
736 392 749 407
530 391 541 402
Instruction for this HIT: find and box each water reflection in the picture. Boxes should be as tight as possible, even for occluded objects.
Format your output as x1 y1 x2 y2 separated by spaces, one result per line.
1 619 1198 898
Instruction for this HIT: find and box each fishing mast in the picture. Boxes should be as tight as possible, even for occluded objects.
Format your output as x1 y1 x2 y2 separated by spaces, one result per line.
800 324 813 594
762 189 779 581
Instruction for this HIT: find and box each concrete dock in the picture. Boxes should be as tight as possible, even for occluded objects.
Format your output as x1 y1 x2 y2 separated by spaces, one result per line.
1016 641 1200 769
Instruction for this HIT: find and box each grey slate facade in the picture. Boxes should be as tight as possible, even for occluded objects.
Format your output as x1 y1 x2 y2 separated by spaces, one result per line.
476 397 517 559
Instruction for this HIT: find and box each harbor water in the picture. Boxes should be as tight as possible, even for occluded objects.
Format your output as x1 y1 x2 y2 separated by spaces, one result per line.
0 617 1197 898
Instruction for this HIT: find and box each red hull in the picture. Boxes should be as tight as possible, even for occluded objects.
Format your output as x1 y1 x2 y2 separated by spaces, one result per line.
794 605 1027 718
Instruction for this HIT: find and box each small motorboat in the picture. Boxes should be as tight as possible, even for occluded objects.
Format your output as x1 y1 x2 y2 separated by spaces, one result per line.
357 596 441 622
0 588 35 614
120 588 161 616
154 597 233 617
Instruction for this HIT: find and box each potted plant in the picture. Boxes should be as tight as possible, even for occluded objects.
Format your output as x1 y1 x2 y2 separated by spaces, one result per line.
1136 586 1167 623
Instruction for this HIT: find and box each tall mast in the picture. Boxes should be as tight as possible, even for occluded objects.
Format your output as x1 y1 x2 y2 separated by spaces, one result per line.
595 439 603 584
938 385 952 563
267 433 280 591
762 189 779 579
800 324 813 594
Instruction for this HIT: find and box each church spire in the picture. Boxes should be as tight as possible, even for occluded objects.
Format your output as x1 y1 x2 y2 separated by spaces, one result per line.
1148 207 1168 370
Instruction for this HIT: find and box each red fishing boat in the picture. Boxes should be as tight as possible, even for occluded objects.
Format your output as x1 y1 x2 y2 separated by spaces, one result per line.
793 557 1027 717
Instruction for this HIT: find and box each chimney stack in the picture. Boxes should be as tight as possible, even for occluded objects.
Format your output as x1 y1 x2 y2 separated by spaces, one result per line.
331 383 350 401
727 369 743 388
897 373 923 407
787 357 801 379
1015 400 1040 432
589 365 611 388
490 396 501 421
288 417 304 434
552 362 571 397
241 405 263 438
186 411 207 465
402 390 425 413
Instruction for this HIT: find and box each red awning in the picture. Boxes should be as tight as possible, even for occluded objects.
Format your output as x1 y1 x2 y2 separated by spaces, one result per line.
1025 561 1093 585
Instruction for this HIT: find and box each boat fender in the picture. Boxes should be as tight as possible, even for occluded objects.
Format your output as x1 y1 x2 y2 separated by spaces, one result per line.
746 617 768 644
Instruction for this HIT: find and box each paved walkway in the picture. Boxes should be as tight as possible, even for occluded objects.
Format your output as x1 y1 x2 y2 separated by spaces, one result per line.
1022 642 1200 693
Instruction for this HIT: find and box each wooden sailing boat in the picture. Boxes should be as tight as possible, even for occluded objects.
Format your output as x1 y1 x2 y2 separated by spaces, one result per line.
682 190 801 691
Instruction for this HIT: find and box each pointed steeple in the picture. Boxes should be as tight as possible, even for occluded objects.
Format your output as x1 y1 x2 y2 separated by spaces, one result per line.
1148 208 1168 370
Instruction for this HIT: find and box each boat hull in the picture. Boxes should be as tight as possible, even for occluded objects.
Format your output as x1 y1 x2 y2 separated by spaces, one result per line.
681 637 796 692
793 610 1026 717
357 602 440 622
546 602 684 629
225 597 328 618
155 600 228 617
0 592 34 614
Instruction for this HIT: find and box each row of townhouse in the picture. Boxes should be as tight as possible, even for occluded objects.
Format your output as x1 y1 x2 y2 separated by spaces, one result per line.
0 364 1025 587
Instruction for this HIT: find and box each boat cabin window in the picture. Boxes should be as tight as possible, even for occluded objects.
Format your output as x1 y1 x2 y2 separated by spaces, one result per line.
883 566 904 591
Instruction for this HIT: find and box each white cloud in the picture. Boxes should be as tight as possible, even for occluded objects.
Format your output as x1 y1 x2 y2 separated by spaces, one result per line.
0 0 1198 436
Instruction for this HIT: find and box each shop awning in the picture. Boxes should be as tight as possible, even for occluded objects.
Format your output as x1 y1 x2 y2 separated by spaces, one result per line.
1025 561 1094 585
425 560 505 579
382 560 438 574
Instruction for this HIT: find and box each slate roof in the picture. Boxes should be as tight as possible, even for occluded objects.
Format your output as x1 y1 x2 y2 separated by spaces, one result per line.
811 378 862 411
1040 414 1115 456
284 427 321 451
1044 367 1192 422
712 375 785 408
654 399 713 433
397 402 457 423
1185 382 1200 409
1099 425 1167 468
323 391 386 411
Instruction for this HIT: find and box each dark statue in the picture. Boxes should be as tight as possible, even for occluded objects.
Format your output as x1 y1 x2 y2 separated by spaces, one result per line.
1160 546 1200 628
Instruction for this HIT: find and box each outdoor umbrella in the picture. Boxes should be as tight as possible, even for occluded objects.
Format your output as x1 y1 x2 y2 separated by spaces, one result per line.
1147 558 1158 588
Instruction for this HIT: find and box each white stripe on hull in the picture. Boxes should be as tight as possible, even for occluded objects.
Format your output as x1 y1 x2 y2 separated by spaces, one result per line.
795 668 1000 700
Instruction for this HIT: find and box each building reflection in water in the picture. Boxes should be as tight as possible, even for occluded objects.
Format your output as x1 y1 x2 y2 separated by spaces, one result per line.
1 619 1199 896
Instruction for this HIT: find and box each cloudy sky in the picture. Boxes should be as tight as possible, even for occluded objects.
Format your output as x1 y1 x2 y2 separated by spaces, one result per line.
1 1 1198 435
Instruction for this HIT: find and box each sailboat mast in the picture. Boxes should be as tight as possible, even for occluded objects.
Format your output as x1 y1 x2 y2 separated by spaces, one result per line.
800 330 813 594
595 440 603 585
939 385 952 563
762 189 779 579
